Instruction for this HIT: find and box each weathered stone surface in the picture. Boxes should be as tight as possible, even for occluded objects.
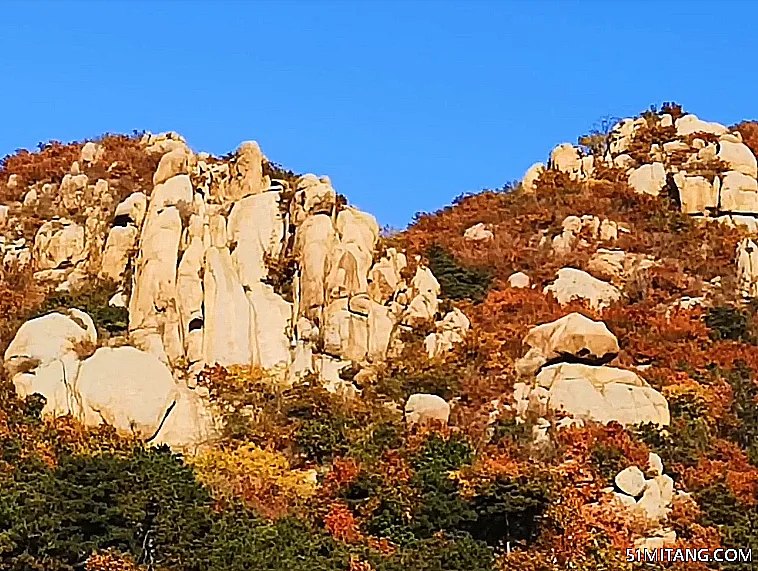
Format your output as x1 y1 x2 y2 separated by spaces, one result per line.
114 192 148 227
405 266 440 323
648 452 664 476
674 173 719 214
609 118 636 155
151 384 216 451
737 238 758 297
129 207 181 333
628 163 666 196
405 393 450 425
80 141 104 164
717 140 757 178
246 282 292 369
549 144 582 177
296 214 338 317
521 312 619 367
720 171 758 213
599 219 618 241
5 311 96 417
226 141 264 200
615 466 646 497
656 474 674 505
142 131 188 155
536 363 670 426
99 225 138 281
150 174 193 211
614 154 636 171
425 308 470 358
562 216 582 234
587 249 656 285
60 173 88 211
675 114 728 137
368 301 398 361
203 247 254 366
33 220 86 270
544 268 621 310
76 346 177 438
508 271 530 289
7 173 21 190
228 192 284 286
326 208 379 300
323 298 368 362
464 222 493 242
522 162 545 192
153 148 190 186
636 479 668 520
614 492 638 508
369 248 407 303
297 175 336 215
177 235 205 364
5 311 95 373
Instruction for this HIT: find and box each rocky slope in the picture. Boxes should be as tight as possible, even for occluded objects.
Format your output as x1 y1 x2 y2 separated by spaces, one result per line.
1 133 473 453
2 104 758 570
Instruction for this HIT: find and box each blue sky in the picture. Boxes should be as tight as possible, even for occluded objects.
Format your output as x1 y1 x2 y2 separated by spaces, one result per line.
1 1 757 228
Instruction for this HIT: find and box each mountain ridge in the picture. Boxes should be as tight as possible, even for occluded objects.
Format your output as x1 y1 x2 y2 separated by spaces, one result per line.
1 104 758 569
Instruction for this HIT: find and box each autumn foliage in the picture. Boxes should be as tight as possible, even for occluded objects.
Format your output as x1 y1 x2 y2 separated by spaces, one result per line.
3 104 758 568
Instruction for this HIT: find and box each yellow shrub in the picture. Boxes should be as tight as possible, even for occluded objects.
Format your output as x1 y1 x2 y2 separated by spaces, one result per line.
190 444 317 518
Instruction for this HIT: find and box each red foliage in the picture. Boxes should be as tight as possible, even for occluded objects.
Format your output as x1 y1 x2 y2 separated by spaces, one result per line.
324 501 362 543
735 121 758 157
0 140 83 199
681 439 758 504
323 457 361 494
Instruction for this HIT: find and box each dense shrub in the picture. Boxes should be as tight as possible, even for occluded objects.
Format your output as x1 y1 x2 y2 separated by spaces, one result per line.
0 446 213 570
720 364 758 465
705 306 755 343
426 245 492 303
695 483 758 567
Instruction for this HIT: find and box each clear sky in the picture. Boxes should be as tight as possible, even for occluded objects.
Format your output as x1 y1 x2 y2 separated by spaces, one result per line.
1 0 756 228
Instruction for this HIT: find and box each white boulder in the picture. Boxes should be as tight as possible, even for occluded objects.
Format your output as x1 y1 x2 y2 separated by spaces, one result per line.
544 267 621 310
405 393 450 425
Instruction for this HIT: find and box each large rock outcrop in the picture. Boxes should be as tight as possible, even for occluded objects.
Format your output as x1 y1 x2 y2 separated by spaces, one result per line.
4 311 215 451
512 312 669 428
516 312 619 376
5 134 470 452
535 363 670 426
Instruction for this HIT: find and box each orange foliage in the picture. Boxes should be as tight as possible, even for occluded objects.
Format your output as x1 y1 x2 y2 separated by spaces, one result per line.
735 121 758 157
84 551 140 571
555 422 650 471
324 501 362 543
94 134 159 202
323 457 361 494
0 133 158 205
348 557 375 571
681 439 758 504
0 140 83 199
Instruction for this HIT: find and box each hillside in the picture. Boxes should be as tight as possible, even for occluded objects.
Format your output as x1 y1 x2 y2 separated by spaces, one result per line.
1 104 758 570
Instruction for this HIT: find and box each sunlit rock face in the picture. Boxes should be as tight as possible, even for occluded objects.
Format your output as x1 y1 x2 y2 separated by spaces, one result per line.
5 133 469 452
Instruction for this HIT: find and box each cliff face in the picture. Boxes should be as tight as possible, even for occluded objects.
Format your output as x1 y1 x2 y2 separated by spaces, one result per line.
3 106 758 569
0 132 469 451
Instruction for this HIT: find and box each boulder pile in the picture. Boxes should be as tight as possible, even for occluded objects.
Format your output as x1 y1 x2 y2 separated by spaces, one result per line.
513 312 670 427
3 133 470 450
523 111 758 298
609 453 686 550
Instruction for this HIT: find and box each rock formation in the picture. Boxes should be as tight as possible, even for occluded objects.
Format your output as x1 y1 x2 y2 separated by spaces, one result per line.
512 313 669 427
3 132 469 452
